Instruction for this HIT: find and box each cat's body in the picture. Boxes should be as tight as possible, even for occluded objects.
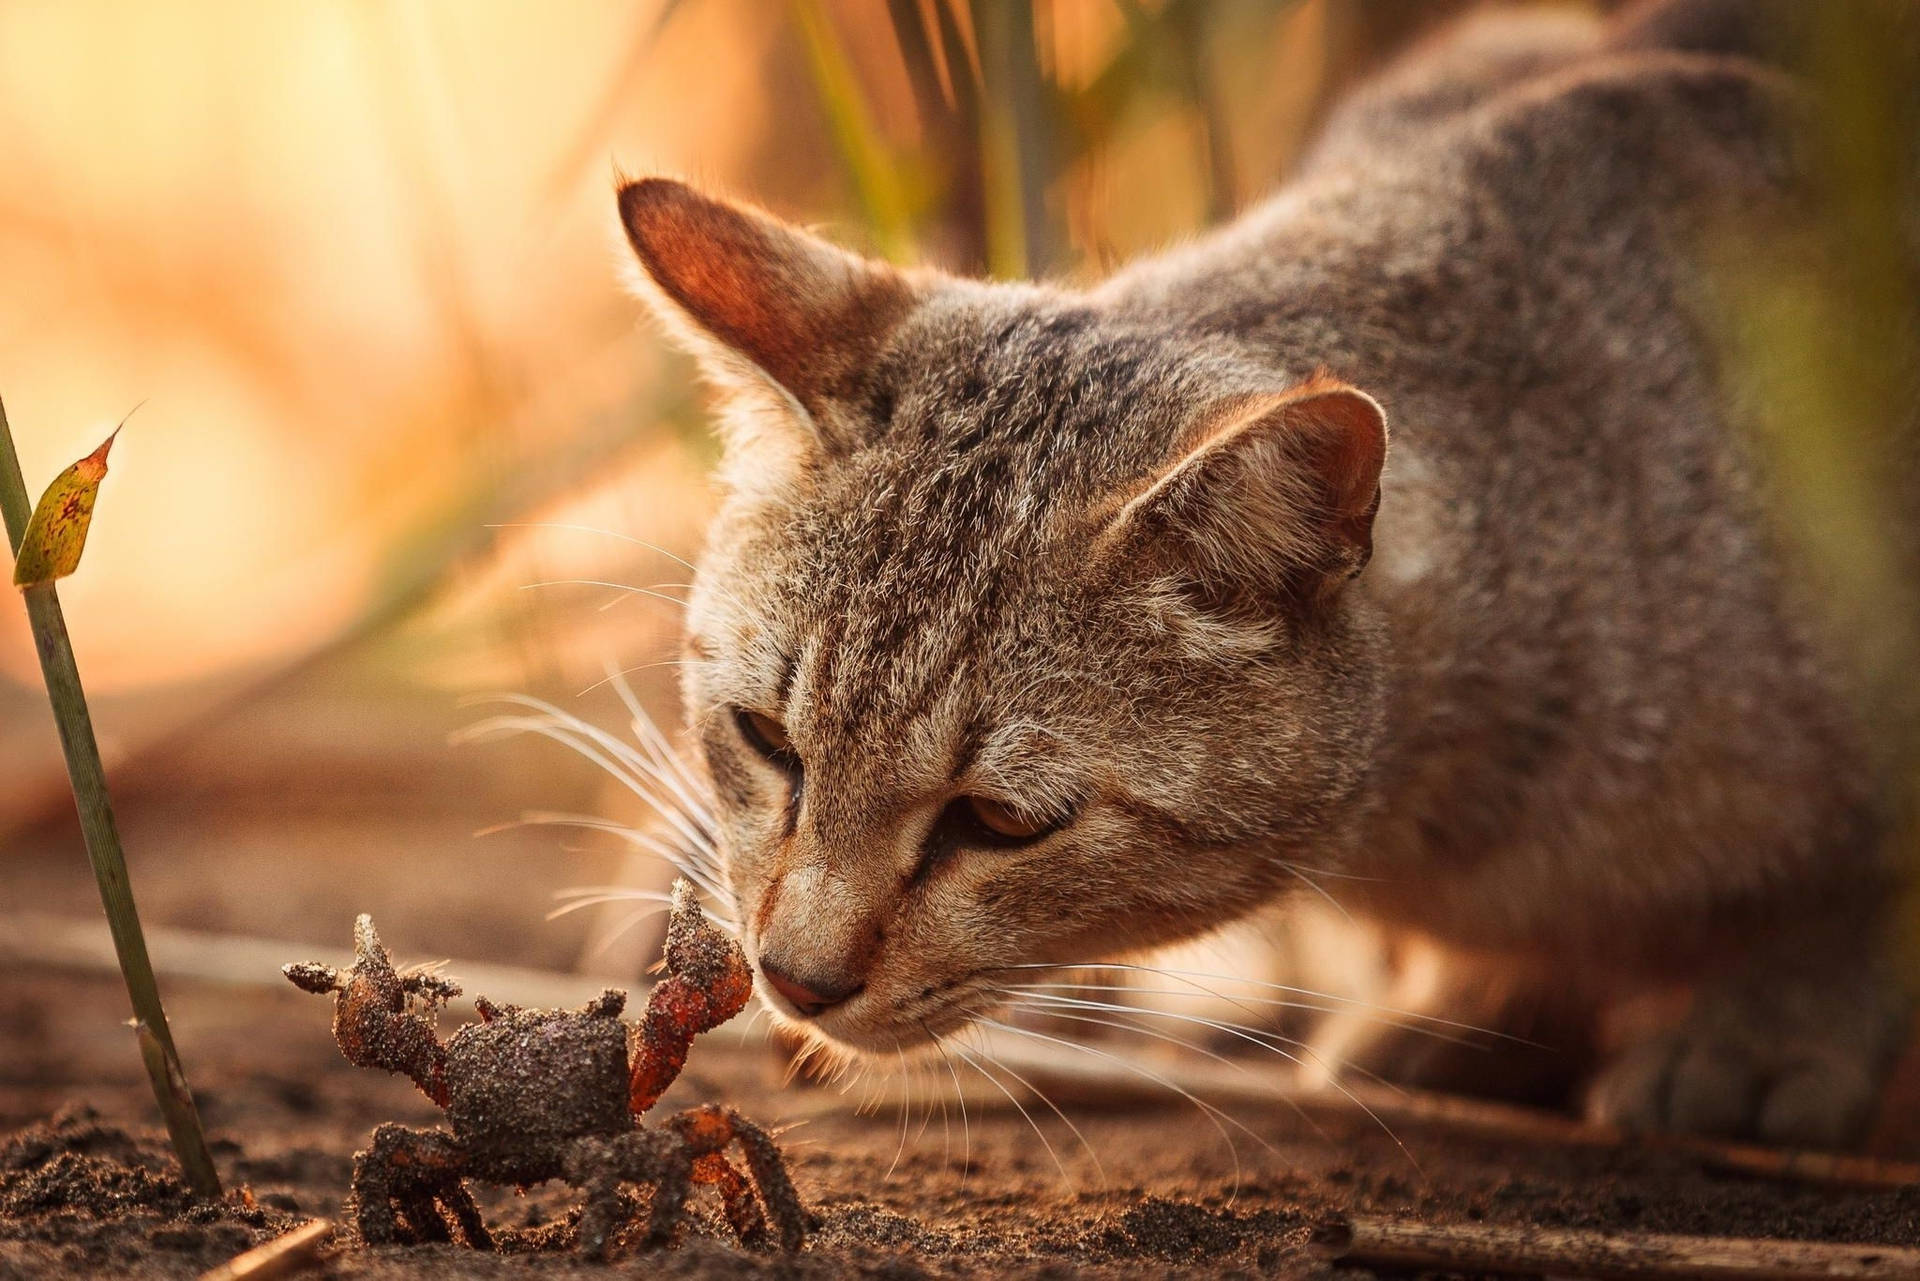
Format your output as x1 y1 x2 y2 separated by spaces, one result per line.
616 0 1914 1146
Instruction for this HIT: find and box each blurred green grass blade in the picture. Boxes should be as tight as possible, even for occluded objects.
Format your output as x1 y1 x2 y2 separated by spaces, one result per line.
792 0 918 262
0 397 222 1199
971 0 1054 278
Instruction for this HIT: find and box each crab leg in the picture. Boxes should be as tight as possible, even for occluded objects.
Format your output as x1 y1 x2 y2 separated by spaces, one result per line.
692 1151 767 1243
668 1104 808 1252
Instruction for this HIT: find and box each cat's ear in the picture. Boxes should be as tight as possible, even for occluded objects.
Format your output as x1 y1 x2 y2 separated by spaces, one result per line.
1103 374 1388 604
617 177 916 451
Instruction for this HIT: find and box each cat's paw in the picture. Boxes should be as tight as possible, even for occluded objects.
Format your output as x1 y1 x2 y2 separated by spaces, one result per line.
1584 973 1907 1148
1585 1027 1880 1146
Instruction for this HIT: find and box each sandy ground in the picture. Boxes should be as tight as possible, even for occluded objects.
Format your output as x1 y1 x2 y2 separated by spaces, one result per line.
6 966 1920 1280
5 666 1920 1277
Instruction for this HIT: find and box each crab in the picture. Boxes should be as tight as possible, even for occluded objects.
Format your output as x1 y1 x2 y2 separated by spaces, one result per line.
282 878 804 1258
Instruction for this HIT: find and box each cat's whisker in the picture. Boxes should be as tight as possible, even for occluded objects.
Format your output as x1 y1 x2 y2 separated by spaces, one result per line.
459 700 726 883
591 582 704 616
589 906 675 958
996 990 1421 1176
1278 862 1357 926
459 707 701 831
1277 860 1388 882
502 810 727 905
991 996 1337 1148
946 1031 1078 1189
528 698 722 837
997 961 1519 1043
922 1023 972 1186
914 1050 945 1145
519 577 694 613
610 677 724 835
479 809 723 898
972 1015 1246 1196
576 658 707 699
548 886 739 938
955 1014 1108 1187
995 997 1251 1076
545 889 674 919
550 884 680 905
483 522 754 616
886 1044 913 1181
994 992 1319 1093
996 982 1489 1050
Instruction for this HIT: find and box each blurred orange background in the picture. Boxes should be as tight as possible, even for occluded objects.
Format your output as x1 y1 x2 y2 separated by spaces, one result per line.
0 0 1480 972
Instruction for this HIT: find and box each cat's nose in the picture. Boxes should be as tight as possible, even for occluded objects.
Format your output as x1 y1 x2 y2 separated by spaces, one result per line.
759 957 864 1017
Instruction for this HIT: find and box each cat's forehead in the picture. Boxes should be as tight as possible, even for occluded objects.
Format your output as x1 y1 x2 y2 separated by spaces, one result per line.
878 297 1195 462
698 298 1234 741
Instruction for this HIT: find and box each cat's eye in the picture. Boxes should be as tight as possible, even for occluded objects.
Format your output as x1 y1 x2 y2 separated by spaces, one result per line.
938 794 1068 849
965 796 1050 840
734 708 799 770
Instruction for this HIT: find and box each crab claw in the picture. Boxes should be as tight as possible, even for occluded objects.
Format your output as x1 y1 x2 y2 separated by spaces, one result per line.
629 879 755 1115
282 961 342 995
286 914 451 1107
662 879 754 1025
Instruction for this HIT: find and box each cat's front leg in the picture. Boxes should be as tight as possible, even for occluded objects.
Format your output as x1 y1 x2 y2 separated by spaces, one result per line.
1584 917 1911 1148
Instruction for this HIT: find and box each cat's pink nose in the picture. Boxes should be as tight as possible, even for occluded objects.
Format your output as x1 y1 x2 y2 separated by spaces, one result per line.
760 958 863 1017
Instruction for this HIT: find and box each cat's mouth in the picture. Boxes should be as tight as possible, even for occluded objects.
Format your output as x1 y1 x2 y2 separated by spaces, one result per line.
752 968 1002 1054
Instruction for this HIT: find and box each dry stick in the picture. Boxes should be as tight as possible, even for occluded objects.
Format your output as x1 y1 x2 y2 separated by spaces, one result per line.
197 1219 333 1281
1312 1082 1920 1192
1313 1214 1920 1281
0 398 222 1198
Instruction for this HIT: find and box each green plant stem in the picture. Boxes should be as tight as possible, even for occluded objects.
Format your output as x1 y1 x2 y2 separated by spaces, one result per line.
0 398 221 1198
971 0 1054 278
792 0 918 263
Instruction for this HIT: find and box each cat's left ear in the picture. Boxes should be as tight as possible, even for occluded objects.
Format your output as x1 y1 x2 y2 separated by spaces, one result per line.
1102 374 1388 604
618 177 918 451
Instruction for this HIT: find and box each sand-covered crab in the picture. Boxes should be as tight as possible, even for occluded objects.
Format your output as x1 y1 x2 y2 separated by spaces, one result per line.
283 879 804 1258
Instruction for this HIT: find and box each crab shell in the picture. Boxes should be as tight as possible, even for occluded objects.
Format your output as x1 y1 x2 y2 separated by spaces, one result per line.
440 1003 634 1182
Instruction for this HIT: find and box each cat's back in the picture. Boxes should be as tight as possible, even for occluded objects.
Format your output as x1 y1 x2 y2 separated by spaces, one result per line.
1107 15 1876 954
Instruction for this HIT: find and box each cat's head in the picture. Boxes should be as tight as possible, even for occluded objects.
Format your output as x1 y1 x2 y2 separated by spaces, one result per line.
618 178 1389 1055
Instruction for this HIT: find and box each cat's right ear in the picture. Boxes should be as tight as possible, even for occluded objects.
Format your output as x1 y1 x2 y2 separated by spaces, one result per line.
1099 373 1389 606
617 177 917 454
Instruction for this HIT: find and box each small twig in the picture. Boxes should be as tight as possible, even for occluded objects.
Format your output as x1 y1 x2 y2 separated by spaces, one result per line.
1313 1214 1920 1280
0 399 221 1198
197 1219 333 1281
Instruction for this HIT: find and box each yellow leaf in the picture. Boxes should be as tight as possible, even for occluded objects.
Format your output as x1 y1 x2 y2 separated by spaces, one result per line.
11 417 128 589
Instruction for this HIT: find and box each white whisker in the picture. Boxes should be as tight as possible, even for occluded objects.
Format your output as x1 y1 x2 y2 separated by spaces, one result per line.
954 1014 1107 1186
520 577 693 612
1279 861 1356 926
973 1016 1249 1196
1001 991 1419 1175
484 521 752 615
589 907 672 958
947 1035 1075 1188
576 658 707 699
499 810 727 904
459 701 724 878
886 1045 913 1181
997 961 1516 1043
923 1024 972 1185
614 675 717 802
997 982 1489 1050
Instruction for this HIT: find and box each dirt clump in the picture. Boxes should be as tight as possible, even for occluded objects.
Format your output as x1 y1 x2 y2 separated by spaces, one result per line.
0 1105 302 1280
